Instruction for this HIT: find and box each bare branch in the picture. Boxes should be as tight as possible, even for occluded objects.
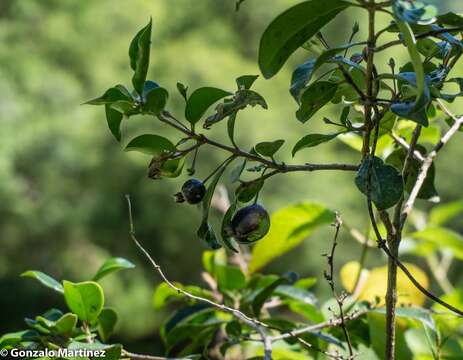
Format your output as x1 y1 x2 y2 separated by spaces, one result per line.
124 195 273 360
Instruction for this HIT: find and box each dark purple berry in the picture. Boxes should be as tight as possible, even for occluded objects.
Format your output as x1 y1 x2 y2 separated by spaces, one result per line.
181 179 206 204
231 204 270 244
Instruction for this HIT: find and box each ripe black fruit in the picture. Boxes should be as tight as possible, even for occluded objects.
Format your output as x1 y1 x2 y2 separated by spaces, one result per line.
180 179 206 204
231 204 270 244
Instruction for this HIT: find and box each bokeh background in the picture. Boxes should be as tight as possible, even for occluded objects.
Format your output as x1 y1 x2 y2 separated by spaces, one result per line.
0 0 462 355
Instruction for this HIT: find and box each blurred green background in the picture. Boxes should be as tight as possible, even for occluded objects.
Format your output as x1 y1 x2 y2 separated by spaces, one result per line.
0 0 462 355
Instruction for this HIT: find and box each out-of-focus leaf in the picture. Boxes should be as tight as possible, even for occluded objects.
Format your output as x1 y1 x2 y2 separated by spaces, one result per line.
373 306 435 332
258 0 350 78
21 271 64 294
340 261 429 306
412 227 463 260
54 313 78 336
429 200 463 226
93 257 135 282
393 0 437 25
0 330 40 349
215 265 246 291
250 203 333 272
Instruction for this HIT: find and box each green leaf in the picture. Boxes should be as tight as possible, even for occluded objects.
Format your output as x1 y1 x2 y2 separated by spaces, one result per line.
215 265 246 291
54 313 78 336
93 257 135 281
229 158 247 183
21 271 64 294
412 227 463 260
227 112 238 146
258 0 350 78
125 134 175 156
429 200 463 226
97 308 118 342
63 281 105 323
185 87 232 124
197 158 234 249
252 275 294 316
391 18 430 126
221 200 239 253
68 342 122 360
236 179 264 203
355 156 404 210
129 19 152 95
144 87 168 115
296 81 338 123
250 202 333 272
0 330 40 348
373 306 436 332
236 75 259 90
177 82 188 101
368 312 413 360
255 139 285 157
85 85 133 105
105 105 123 142
292 133 341 156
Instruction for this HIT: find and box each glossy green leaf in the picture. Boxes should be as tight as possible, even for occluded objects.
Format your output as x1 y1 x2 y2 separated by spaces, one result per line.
429 200 463 226
250 202 333 272
125 134 175 155
144 87 168 115
296 81 338 123
258 0 350 78
185 87 232 124
97 308 118 342
355 156 404 210
255 139 284 157
236 75 259 90
63 281 105 323
292 132 341 156
129 19 152 95
93 257 135 281
412 227 463 260
21 271 64 294
105 105 123 142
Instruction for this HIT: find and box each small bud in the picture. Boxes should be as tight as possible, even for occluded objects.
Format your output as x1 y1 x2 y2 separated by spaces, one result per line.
388 57 396 70
352 21 359 36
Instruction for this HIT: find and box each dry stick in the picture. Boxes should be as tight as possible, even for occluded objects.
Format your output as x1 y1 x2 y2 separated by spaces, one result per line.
401 113 463 228
124 195 273 360
324 212 355 359
389 132 425 162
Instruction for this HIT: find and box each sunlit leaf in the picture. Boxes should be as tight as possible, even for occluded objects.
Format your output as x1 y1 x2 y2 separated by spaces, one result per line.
250 202 333 272
21 271 64 294
63 281 105 323
258 0 350 78
93 257 135 281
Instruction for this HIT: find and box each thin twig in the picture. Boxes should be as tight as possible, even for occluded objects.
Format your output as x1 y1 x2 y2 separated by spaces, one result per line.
124 195 273 360
323 212 354 359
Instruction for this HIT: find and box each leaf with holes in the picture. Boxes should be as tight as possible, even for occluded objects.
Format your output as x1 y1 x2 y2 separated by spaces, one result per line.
355 156 404 210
